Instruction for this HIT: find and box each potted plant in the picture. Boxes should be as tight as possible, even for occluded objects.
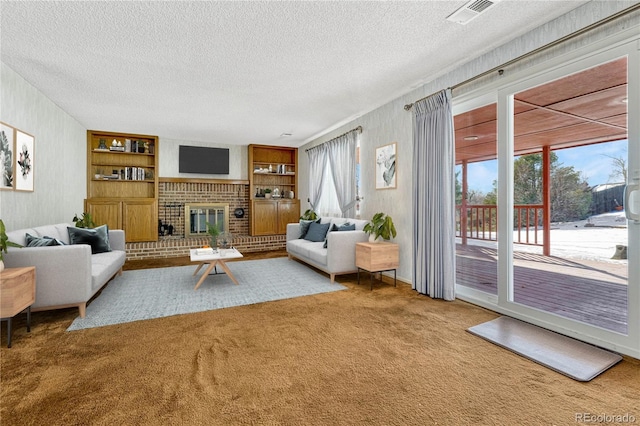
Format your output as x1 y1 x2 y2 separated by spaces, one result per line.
206 221 221 248
363 212 397 242
72 212 96 228
264 188 272 199
0 219 22 271
300 209 318 221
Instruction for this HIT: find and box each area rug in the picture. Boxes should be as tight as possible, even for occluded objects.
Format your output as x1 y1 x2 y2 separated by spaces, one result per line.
467 316 622 381
67 257 346 331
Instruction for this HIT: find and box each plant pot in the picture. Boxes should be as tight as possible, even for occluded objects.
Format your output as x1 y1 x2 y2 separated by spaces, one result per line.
368 234 377 243
265 193 272 199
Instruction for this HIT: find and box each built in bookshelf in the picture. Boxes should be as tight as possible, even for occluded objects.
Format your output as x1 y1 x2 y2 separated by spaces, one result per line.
85 130 159 242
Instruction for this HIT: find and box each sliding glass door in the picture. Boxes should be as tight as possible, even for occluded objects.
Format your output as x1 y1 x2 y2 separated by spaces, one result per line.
456 37 639 357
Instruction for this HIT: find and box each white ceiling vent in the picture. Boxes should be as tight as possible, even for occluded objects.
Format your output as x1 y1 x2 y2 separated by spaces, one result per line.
446 0 502 25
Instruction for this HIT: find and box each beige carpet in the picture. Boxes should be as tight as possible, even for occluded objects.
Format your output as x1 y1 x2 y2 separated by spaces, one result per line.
1 267 639 425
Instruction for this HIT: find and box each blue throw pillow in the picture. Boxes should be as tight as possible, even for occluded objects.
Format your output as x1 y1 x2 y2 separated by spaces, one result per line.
299 218 321 239
25 233 64 247
323 222 356 248
304 222 331 242
68 225 111 254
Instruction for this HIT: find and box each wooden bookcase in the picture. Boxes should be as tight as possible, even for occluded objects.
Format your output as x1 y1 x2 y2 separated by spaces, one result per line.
248 144 299 235
85 130 159 242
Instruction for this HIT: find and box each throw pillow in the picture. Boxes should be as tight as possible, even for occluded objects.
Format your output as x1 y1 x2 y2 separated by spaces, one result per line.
304 222 331 242
25 233 63 247
323 222 356 248
68 225 111 254
299 218 321 239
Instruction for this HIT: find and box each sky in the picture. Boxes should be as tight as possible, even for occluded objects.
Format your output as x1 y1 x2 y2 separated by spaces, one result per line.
458 140 628 194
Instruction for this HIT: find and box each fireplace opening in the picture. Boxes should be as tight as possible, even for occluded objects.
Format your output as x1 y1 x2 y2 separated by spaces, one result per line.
184 203 229 238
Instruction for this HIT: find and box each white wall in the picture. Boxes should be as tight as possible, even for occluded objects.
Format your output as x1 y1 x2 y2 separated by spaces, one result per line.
159 138 247 180
299 1 639 284
0 63 87 230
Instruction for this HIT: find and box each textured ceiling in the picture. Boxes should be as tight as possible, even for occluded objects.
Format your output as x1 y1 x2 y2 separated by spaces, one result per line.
0 1 591 147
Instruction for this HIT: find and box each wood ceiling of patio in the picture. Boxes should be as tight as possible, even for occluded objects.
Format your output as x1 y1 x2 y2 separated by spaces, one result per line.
455 58 628 164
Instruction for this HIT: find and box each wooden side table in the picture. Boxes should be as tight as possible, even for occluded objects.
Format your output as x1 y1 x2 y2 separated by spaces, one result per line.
1 266 36 348
355 242 400 290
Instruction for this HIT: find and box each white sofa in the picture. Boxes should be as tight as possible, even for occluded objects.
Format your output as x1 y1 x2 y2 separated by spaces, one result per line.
4 223 126 317
286 217 369 283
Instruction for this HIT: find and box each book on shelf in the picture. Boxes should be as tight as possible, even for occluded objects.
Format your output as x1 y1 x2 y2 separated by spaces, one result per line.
109 146 125 152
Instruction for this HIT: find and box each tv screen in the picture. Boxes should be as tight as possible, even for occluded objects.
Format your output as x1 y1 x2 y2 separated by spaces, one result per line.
179 145 229 174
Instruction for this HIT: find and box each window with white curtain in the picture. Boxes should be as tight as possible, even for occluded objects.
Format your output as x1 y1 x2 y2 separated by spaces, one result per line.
315 161 341 217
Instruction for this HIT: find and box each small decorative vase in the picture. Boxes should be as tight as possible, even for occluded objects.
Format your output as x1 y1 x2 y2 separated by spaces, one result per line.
98 139 107 150
210 238 217 250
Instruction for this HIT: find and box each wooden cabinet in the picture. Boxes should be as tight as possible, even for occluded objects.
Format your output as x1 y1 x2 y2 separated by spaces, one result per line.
85 198 158 242
86 130 159 242
248 144 299 235
251 199 300 236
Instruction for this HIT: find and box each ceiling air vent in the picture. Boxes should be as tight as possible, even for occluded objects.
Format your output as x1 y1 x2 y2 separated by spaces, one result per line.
446 0 501 25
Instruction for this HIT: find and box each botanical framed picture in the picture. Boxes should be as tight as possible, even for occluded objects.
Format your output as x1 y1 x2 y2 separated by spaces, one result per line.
15 129 34 192
0 122 15 190
375 142 396 189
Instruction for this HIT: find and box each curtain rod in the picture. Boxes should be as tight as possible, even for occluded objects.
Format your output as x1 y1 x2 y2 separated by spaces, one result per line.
403 3 640 111
305 126 362 152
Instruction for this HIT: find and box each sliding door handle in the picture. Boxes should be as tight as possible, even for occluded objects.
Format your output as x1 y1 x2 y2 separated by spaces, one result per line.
624 183 640 221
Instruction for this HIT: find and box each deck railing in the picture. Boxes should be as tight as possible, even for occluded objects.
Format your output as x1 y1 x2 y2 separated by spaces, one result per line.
456 204 544 246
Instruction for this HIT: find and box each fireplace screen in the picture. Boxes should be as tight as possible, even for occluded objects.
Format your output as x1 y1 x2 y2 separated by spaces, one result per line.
185 203 229 238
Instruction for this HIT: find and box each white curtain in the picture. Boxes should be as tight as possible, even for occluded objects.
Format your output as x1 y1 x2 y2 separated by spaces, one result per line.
307 144 328 211
412 89 456 300
316 165 341 217
327 131 358 218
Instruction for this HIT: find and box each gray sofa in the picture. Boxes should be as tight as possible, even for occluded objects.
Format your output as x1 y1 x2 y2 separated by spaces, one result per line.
4 223 126 317
286 217 369 283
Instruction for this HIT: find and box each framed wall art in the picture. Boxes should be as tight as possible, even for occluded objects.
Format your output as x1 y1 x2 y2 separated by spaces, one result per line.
375 142 396 189
0 122 15 190
15 129 34 192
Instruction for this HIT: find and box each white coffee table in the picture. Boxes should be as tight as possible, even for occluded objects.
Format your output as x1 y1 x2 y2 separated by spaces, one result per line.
189 248 244 290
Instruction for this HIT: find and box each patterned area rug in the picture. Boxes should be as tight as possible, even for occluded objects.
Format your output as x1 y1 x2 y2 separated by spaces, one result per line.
68 257 345 331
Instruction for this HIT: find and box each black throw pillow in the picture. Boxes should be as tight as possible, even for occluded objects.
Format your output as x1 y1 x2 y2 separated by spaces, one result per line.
299 218 321 239
323 222 355 248
25 233 64 247
68 225 111 254
304 222 331 242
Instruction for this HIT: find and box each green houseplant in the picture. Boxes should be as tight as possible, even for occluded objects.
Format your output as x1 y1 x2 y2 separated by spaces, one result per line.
72 212 96 228
205 221 221 248
0 219 22 269
300 209 318 221
363 212 397 242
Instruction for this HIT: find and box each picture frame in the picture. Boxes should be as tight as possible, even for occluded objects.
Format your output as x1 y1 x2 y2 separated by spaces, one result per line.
15 129 34 192
0 122 15 190
375 142 396 189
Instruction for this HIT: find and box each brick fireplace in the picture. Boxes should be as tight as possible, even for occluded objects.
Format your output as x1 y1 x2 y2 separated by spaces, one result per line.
125 179 287 260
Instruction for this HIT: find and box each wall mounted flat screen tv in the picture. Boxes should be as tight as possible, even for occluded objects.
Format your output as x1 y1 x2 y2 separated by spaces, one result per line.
179 145 229 174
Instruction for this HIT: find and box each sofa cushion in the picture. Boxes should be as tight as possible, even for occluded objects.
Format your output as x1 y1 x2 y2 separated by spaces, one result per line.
68 225 112 254
307 242 328 265
323 222 356 248
304 222 330 242
25 233 64 247
299 218 320 239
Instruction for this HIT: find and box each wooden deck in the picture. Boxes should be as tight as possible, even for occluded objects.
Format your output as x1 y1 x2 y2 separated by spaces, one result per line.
456 244 628 334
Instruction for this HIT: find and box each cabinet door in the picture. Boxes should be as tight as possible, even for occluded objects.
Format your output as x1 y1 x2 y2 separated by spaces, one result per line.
123 199 158 242
85 200 122 230
251 200 278 236
277 200 300 234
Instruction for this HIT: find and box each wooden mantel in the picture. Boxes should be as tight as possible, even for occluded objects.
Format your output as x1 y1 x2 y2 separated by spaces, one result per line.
160 177 249 185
